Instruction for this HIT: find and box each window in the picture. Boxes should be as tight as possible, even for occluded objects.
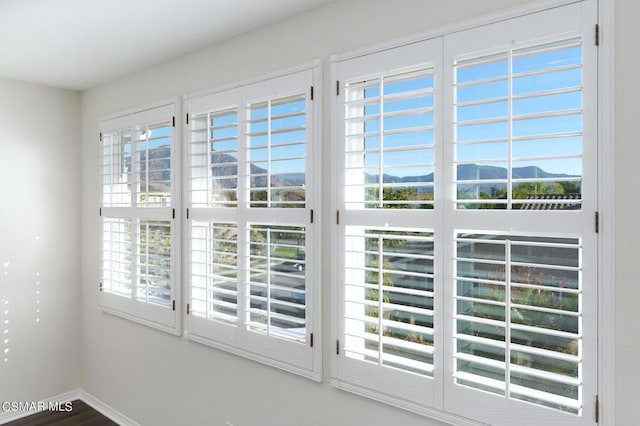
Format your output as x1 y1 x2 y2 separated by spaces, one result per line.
99 100 181 334
333 1 597 425
335 38 442 407
185 66 321 379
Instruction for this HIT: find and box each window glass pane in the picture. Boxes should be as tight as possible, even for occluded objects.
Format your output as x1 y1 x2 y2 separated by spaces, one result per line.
248 95 307 208
102 131 132 207
190 221 238 323
454 233 582 414
137 122 172 207
248 225 306 343
137 220 172 307
190 108 238 207
345 68 435 210
101 218 132 297
344 228 435 376
454 37 583 210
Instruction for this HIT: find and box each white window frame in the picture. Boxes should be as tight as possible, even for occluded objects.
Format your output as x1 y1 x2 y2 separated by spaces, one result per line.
331 1 611 425
184 62 322 381
99 98 182 335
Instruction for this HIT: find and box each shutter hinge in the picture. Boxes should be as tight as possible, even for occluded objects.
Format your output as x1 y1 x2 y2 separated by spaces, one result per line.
310 333 314 347
310 86 314 101
99 282 103 292
595 211 600 233
172 208 176 219
336 339 340 355
336 210 340 225
595 395 600 423
186 113 190 125
172 116 176 127
99 132 103 142
172 300 176 311
99 207 102 217
186 208 190 220
595 24 600 47
336 80 340 96
187 303 190 315
310 209 314 224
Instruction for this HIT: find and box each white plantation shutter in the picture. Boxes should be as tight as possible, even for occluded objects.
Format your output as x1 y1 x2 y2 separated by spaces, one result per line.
333 1 598 425
186 65 321 379
335 38 443 409
99 100 181 334
443 2 597 425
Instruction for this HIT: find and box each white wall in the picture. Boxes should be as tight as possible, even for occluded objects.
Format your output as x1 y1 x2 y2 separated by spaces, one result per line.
614 1 640 424
79 1 639 425
0 78 81 405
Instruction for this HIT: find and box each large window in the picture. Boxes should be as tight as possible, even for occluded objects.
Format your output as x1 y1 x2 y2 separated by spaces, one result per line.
99 100 181 334
185 66 321 379
333 1 597 425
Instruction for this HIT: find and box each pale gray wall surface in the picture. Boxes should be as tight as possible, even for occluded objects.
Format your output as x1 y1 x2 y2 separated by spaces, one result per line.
615 1 639 425
78 1 640 425
0 78 81 403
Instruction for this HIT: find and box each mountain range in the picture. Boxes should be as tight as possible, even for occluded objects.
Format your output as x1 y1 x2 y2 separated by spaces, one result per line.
135 147 577 191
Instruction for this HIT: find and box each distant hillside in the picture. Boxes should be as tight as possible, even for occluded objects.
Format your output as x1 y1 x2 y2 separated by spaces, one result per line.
138 147 576 194
366 164 576 184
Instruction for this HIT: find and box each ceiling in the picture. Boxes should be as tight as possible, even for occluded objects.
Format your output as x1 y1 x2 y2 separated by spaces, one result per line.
0 0 336 91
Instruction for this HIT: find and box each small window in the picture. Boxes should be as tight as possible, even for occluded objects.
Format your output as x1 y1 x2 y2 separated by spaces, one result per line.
186 65 321 380
99 100 180 334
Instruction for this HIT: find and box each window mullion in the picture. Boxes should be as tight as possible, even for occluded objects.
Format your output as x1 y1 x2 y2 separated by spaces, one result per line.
505 238 512 398
266 227 272 337
237 99 249 340
507 49 514 209
377 233 384 366
207 112 213 201
378 78 384 208
267 99 272 208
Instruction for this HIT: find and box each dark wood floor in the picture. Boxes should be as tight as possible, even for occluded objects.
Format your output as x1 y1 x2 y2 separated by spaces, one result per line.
5 400 117 426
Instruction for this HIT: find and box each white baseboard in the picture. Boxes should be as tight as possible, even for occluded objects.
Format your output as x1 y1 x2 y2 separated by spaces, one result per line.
0 389 139 426
78 390 140 426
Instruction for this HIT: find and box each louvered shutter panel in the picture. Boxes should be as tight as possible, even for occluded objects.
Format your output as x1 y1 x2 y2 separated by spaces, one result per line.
335 38 442 409
99 101 180 333
442 2 597 424
186 67 320 378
